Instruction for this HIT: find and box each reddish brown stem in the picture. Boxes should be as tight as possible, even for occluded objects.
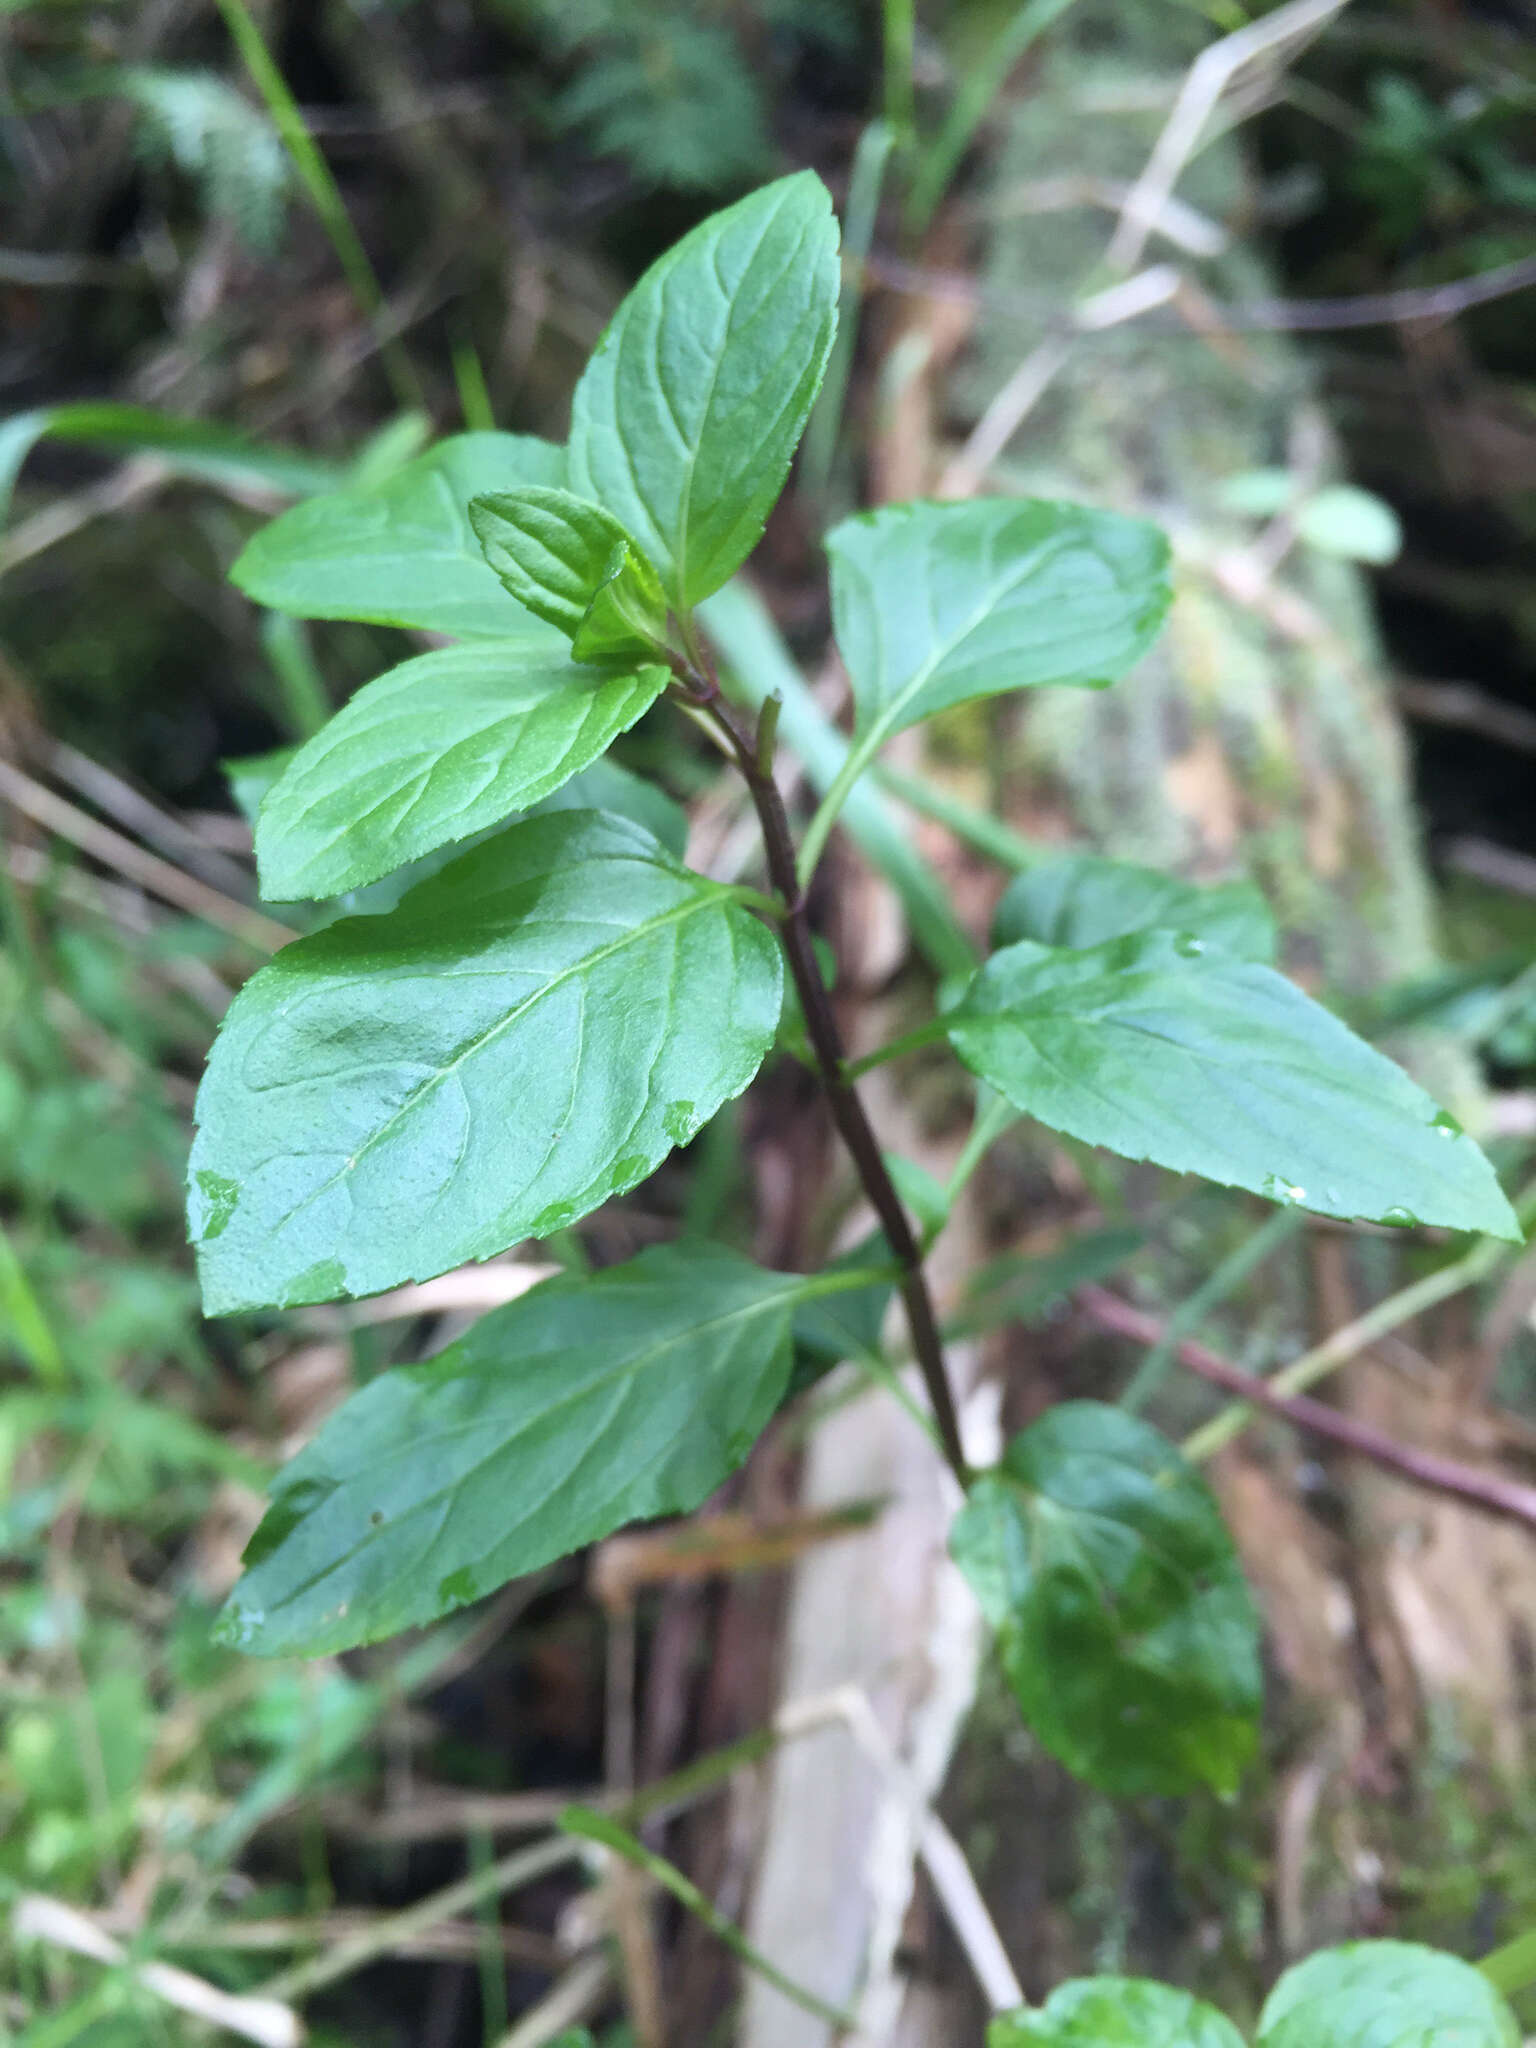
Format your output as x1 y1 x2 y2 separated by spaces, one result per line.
1079 1283 1536 1532
684 673 968 1486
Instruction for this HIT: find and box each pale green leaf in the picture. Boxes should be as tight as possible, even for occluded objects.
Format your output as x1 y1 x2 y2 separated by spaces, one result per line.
254 639 668 900
946 932 1521 1239
217 1244 814 1656
827 497 1170 748
1295 484 1402 565
952 1402 1261 1796
993 854 1276 963
469 487 668 660
989 1979 1246 2047
189 812 783 1314
567 171 840 609
231 432 566 637
1257 1941 1519 2048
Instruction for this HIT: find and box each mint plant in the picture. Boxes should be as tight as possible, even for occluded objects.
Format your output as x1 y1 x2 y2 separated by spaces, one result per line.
189 170 1521 1844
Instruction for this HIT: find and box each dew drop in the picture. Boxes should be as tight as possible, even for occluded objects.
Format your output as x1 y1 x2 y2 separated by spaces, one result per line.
1430 1109 1463 1139
1263 1174 1306 1205
1173 933 1206 958
1381 1205 1420 1228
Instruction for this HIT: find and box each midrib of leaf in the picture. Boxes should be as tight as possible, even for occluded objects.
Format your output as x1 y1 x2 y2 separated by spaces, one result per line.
267 886 734 1228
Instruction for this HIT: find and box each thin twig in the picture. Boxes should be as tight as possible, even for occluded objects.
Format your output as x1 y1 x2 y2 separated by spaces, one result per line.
865 247 1536 334
1182 1228 1520 1461
0 759 294 954
258 1836 581 2001
1080 1284 1536 1530
14 1896 300 2048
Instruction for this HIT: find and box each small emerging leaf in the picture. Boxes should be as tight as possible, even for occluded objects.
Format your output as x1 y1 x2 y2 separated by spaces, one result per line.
567 171 840 609
994 854 1275 964
232 432 565 637
254 637 669 900
218 1244 811 1656
1257 1941 1519 2048
469 488 668 661
946 931 1521 1239
827 497 1170 750
952 1402 1261 1796
189 811 782 1313
989 1978 1245 2047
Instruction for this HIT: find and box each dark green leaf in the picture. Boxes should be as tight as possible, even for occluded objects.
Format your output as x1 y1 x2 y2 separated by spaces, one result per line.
827 497 1170 747
231 433 565 637
993 855 1275 964
789 1231 894 1392
946 932 1521 1239
989 1979 1245 2047
469 488 668 660
254 639 669 900
189 812 782 1313
1257 1941 1519 2048
567 172 840 609
954 1225 1146 1338
218 1244 816 1655
951 1401 1261 1796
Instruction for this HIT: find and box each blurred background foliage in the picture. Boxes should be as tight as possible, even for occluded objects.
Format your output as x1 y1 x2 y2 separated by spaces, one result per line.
2 1 1536 2043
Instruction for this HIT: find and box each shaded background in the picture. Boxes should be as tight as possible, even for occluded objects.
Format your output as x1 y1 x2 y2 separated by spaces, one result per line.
4 2 1536 2042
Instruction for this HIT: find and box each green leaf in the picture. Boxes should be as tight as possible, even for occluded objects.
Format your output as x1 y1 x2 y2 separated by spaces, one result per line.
188 811 782 1314
951 1401 1261 1796
993 854 1275 964
955 1225 1146 1338
567 171 840 609
827 497 1171 748
0 401 337 526
534 756 687 860
216 1244 812 1655
231 432 566 637
326 757 691 922
1295 484 1402 565
469 488 668 661
945 932 1522 1240
989 1978 1246 2047
1257 1941 1520 2048
253 638 669 900
789 1231 894 1392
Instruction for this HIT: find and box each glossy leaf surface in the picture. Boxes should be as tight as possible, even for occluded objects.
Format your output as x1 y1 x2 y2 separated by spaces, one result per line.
217 1245 811 1655
827 497 1170 747
232 433 565 637
989 1979 1245 2047
951 1402 1261 1795
254 638 668 900
946 932 1521 1238
567 172 839 608
1257 1941 1519 2048
993 854 1276 963
469 488 667 660
189 812 782 1313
